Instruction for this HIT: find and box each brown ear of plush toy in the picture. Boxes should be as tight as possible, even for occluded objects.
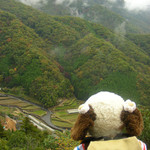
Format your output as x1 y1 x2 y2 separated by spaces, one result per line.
71 92 144 141
121 108 143 136
71 105 96 141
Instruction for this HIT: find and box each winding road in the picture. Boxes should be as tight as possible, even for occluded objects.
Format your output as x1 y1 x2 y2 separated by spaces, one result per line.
0 93 63 131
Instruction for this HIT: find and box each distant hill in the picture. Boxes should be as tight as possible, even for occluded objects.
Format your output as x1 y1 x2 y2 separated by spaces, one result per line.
0 9 74 107
18 0 150 34
0 0 150 106
127 34 150 56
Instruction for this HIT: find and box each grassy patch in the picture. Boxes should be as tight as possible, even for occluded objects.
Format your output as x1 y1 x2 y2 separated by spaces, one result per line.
0 97 15 100
0 96 47 118
22 105 40 110
20 95 43 105
30 109 47 116
0 105 16 113
0 105 23 119
52 118 73 128
51 98 82 128
15 102 31 107
55 98 81 110
55 111 77 121
0 99 21 105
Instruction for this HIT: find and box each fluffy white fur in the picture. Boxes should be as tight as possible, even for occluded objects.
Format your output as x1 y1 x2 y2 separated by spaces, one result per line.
124 99 136 113
84 91 125 138
78 104 90 114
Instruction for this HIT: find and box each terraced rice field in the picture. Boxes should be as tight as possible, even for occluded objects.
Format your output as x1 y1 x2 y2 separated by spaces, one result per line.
0 95 82 129
0 105 17 115
0 96 47 117
51 98 82 128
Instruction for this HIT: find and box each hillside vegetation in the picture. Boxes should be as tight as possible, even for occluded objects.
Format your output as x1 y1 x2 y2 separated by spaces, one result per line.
127 34 150 56
0 9 74 107
0 0 150 106
0 105 150 149
0 0 150 149
34 0 150 34
0 116 79 149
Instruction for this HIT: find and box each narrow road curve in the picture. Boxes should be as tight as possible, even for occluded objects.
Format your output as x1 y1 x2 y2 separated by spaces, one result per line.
41 109 63 131
0 93 63 131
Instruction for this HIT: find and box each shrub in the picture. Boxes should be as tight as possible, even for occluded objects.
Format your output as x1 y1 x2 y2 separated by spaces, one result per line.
139 107 150 149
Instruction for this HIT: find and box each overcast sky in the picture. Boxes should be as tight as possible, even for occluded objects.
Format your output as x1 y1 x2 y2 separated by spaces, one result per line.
124 0 150 10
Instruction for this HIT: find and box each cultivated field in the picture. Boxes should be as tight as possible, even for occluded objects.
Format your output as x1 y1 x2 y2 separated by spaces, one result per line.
0 94 82 129
51 98 82 128
0 95 47 117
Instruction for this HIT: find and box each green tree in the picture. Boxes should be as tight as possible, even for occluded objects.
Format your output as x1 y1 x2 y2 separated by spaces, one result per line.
140 107 150 149
7 131 27 149
43 135 58 149
0 121 5 138
0 139 8 150
20 117 37 134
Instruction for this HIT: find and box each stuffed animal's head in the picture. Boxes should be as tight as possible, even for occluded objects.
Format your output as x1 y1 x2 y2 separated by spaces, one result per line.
71 91 143 141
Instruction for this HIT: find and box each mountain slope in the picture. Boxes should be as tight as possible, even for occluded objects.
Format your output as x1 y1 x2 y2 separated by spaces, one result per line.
24 0 150 34
0 10 74 107
127 34 150 56
0 0 81 47
56 32 150 103
0 0 150 105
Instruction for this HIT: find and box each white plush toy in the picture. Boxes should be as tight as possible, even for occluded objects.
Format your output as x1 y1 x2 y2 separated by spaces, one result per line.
71 91 143 141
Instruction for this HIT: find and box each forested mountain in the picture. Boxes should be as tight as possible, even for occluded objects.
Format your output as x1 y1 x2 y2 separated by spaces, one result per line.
127 34 150 56
0 9 74 107
0 0 150 106
16 0 150 34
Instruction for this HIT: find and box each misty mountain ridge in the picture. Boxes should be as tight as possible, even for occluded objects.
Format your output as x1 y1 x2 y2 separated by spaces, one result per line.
17 0 150 34
0 0 150 107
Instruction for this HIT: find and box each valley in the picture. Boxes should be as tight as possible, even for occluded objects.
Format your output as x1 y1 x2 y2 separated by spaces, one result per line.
0 93 80 130
0 0 150 149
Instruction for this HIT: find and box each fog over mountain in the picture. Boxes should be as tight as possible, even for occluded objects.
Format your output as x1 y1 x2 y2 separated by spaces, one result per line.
18 0 48 7
16 0 150 34
0 0 150 110
124 0 150 10
18 0 150 11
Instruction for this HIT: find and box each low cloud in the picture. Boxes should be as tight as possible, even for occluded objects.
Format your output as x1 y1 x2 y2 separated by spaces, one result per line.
107 0 117 2
18 0 150 11
55 0 65 4
124 0 150 11
55 0 76 5
18 0 48 7
114 21 126 44
105 0 150 11
114 21 126 36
